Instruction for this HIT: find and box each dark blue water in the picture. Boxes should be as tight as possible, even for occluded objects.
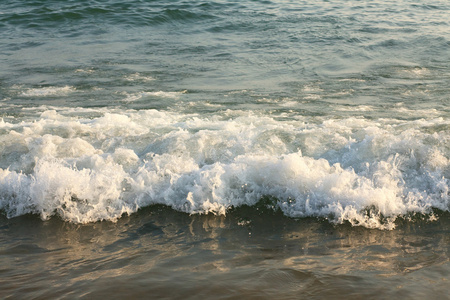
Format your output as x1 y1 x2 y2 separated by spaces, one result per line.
0 0 449 298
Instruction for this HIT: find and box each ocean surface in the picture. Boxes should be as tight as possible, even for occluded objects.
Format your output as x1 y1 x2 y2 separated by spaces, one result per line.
0 0 449 298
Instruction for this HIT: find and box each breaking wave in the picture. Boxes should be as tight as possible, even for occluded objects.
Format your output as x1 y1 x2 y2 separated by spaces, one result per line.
1 108 448 229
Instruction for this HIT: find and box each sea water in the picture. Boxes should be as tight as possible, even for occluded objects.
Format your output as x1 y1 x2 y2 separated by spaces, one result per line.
0 0 449 298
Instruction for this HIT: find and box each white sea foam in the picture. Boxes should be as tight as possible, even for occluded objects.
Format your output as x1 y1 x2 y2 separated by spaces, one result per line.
395 107 440 116
122 90 187 101
399 67 431 78
335 105 374 112
124 73 155 82
0 108 448 228
75 68 95 74
302 84 322 93
338 78 366 82
20 86 75 97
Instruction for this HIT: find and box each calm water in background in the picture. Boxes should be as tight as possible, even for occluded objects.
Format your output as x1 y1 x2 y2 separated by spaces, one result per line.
0 0 449 298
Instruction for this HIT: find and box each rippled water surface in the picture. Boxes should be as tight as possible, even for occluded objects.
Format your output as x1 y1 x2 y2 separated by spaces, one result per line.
1 210 449 299
0 0 449 298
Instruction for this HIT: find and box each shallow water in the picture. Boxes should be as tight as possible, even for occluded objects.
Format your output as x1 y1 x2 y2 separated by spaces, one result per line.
1 208 449 299
0 0 449 298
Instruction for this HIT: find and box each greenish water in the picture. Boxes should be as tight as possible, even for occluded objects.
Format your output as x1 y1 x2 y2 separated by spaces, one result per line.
0 0 449 298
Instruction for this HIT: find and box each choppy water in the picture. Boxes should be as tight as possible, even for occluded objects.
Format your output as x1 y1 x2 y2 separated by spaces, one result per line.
0 0 449 298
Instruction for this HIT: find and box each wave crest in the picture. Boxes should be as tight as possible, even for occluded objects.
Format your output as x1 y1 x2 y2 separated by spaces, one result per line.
1 109 448 229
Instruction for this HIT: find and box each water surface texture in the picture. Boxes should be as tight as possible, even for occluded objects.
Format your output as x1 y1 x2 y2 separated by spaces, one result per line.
0 0 449 298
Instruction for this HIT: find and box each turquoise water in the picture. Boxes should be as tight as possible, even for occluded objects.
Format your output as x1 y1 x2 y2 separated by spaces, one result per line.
0 0 449 298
